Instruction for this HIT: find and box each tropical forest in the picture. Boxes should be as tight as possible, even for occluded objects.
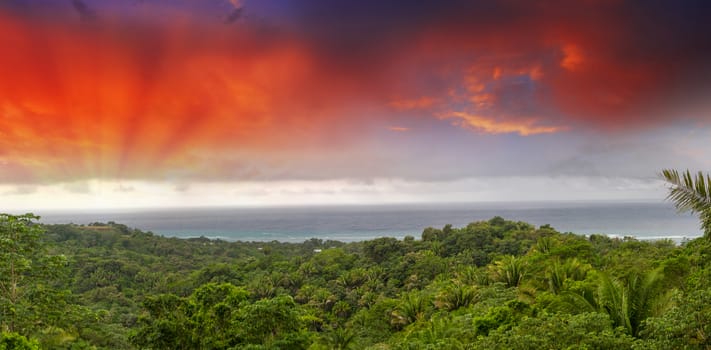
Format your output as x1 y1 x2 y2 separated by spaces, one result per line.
0 170 710 349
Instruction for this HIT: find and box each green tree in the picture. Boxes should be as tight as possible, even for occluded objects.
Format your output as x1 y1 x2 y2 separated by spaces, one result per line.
238 295 307 347
0 332 39 350
363 238 405 264
472 300 531 336
661 169 711 238
476 312 635 349
0 214 67 335
130 293 195 350
638 288 711 349
190 283 249 349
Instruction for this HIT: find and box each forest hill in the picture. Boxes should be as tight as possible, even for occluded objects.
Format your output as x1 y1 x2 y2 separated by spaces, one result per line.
0 214 708 349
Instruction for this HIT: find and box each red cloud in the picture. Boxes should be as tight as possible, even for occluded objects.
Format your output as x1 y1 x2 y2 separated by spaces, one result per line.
0 12 378 183
380 4 708 133
1 1 710 183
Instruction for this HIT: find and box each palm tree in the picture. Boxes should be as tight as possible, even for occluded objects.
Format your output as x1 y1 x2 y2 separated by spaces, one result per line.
661 169 711 238
549 269 670 337
595 269 670 337
406 316 466 350
434 281 479 311
546 260 567 294
321 327 357 350
535 236 557 254
547 258 590 294
392 292 430 327
596 273 630 334
490 255 527 288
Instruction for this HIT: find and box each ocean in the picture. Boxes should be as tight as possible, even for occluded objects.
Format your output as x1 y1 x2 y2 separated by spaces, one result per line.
32 201 702 243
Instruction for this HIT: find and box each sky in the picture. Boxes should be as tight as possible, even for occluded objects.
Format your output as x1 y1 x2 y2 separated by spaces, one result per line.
1 0 711 210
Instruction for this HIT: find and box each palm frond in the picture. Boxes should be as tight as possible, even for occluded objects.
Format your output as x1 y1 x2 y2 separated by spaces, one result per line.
661 169 711 213
661 169 711 237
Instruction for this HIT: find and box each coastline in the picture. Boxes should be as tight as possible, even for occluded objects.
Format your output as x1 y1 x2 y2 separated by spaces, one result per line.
33 201 701 243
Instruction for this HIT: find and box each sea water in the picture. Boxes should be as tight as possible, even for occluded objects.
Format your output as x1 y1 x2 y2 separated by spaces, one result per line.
34 201 701 243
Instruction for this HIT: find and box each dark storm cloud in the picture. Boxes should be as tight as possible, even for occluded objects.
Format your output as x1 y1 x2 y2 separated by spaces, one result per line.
274 0 711 130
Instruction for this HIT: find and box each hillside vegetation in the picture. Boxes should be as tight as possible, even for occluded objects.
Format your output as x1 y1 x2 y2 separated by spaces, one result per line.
1 213 710 349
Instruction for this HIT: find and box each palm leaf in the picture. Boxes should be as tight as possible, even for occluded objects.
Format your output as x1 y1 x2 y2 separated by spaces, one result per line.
661 169 711 237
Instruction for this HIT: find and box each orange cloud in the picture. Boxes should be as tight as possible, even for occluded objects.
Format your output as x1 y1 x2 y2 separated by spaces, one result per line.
1 1 709 184
439 112 566 136
561 44 585 71
0 13 371 183
387 126 410 132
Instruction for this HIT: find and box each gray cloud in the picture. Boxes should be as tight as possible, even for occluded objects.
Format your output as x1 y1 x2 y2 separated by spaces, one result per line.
114 184 135 193
71 0 96 21
4 185 38 195
63 181 91 194
174 183 190 192
224 7 242 24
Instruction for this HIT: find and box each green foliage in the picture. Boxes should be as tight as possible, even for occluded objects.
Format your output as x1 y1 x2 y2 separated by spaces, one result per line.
0 333 39 350
363 238 405 264
130 293 194 349
0 214 70 343
597 269 670 337
2 214 705 348
434 281 478 311
238 295 304 345
534 236 556 254
390 315 470 349
391 292 431 328
545 258 589 294
130 286 308 349
638 288 711 349
490 255 527 288
318 327 357 350
473 299 531 336
476 312 635 349
191 283 249 348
